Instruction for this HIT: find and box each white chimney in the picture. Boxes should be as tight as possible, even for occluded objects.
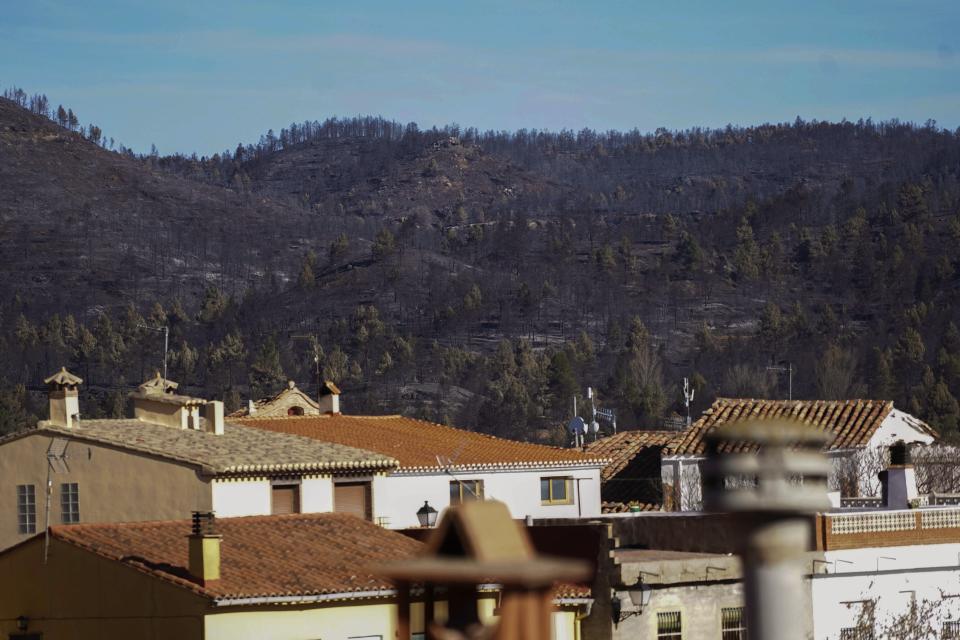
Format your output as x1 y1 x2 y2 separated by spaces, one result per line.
318 380 341 415
247 399 257 415
44 367 83 428
204 401 224 435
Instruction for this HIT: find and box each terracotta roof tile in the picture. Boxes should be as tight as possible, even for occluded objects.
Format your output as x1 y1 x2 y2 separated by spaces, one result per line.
3 420 397 475
51 513 424 602
601 501 662 513
669 398 935 456
585 430 678 482
236 415 603 471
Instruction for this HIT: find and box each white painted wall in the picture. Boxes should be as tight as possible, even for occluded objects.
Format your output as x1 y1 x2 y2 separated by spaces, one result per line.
374 467 603 529
212 476 335 517
868 409 936 448
811 544 960 639
301 476 335 513
212 479 272 517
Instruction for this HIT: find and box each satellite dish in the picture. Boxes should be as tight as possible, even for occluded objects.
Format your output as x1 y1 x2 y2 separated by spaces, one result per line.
567 417 586 435
591 421 600 434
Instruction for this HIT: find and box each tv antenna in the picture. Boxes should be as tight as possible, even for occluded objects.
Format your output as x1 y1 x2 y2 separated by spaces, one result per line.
587 387 616 438
137 324 169 381
683 377 696 426
43 438 71 563
436 441 482 500
766 362 794 400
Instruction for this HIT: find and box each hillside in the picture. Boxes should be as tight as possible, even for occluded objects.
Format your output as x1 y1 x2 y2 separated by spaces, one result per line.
1 97 960 444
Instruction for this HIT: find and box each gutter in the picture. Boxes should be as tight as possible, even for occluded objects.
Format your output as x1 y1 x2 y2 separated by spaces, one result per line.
213 588 397 607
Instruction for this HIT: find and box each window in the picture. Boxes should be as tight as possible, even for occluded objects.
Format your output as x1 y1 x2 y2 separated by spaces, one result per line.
944 621 960 640
17 485 36 534
656 611 681 639
721 606 746 640
334 481 372 521
287 406 304 416
540 476 572 505
60 483 79 524
449 480 483 504
271 483 301 515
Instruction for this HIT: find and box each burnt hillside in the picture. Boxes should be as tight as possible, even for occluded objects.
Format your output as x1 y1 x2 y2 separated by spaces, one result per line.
2 97 960 444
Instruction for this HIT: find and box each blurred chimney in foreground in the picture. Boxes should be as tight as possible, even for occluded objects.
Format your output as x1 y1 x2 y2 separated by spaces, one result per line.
703 419 831 640
378 500 589 640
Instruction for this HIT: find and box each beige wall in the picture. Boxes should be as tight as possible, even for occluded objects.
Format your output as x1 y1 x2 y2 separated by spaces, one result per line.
133 398 187 428
206 602 399 640
612 582 745 640
0 536 206 640
0 432 212 550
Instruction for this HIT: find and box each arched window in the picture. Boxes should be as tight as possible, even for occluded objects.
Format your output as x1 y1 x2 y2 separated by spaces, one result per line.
288 406 305 416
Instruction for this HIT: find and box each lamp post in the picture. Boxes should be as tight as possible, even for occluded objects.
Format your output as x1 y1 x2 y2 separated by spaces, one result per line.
416 500 438 527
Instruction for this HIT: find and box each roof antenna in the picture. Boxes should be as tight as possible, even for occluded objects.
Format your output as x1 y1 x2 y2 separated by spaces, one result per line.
766 361 794 401
683 377 696 426
43 438 71 563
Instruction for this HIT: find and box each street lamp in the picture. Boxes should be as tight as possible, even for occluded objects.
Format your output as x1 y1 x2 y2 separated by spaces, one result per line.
416 501 438 527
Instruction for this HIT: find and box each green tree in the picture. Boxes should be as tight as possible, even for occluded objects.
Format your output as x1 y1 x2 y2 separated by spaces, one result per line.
732 218 761 280
249 336 285 398
298 251 317 290
372 228 396 261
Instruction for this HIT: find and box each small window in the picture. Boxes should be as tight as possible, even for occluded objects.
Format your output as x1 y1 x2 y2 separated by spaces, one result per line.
288 406 304 416
17 484 36 534
540 476 572 505
944 621 960 639
60 482 80 524
449 480 483 504
271 483 301 515
657 611 682 639
721 606 746 640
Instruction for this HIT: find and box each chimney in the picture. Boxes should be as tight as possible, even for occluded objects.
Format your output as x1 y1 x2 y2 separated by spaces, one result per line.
318 380 341 415
879 441 918 509
204 401 224 435
44 367 83 428
188 511 221 584
247 399 257 415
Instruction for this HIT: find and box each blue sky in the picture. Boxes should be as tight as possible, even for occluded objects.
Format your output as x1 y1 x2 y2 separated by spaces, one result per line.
2 0 958 155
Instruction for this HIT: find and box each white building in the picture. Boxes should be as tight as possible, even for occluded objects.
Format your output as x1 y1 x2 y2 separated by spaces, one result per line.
591 398 938 512
237 412 606 528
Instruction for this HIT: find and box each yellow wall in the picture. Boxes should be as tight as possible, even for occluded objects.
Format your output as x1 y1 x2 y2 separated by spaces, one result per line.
0 432 213 550
206 602 400 640
0 537 207 640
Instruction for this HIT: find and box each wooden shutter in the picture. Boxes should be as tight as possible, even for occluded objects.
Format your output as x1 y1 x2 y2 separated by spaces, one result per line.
272 484 300 515
334 482 372 520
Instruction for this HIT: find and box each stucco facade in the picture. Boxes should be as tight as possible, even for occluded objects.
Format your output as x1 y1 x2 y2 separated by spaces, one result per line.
378 466 603 528
0 431 212 551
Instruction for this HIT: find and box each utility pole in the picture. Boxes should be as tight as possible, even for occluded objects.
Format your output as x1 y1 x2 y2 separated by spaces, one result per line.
138 324 169 380
766 362 793 400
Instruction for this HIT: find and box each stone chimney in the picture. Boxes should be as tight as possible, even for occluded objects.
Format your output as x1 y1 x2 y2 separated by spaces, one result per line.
879 440 919 509
44 367 83 428
188 511 221 584
131 372 205 430
318 380 341 415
